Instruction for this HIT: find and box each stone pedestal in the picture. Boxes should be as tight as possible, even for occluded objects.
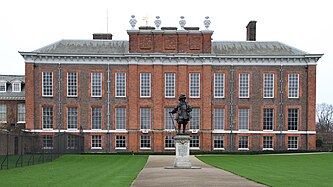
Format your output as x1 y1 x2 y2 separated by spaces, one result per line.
174 135 192 168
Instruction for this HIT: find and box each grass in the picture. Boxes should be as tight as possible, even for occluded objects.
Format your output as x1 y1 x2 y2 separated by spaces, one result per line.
0 154 148 187
197 153 333 187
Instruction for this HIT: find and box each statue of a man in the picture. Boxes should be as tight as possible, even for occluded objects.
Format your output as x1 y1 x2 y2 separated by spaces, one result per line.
170 94 192 134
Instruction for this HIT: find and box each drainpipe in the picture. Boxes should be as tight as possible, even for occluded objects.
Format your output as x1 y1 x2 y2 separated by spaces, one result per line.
279 65 284 150
107 63 111 152
229 65 234 151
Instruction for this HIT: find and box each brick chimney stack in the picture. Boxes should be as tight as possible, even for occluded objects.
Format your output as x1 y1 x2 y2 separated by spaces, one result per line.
246 21 257 41
93 33 113 40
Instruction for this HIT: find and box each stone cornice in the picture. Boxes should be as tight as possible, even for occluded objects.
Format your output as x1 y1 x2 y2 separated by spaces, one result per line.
19 52 323 66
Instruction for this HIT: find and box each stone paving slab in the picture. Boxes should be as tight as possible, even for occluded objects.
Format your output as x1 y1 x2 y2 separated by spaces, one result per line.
131 155 266 187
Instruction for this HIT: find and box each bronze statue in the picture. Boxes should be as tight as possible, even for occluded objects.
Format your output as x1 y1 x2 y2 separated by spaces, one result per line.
169 94 192 134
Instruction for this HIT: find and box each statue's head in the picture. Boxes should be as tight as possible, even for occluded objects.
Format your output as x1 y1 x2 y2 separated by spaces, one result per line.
179 94 186 101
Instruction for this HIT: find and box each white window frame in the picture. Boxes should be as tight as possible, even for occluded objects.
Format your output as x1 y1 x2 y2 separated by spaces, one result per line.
263 73 274 98
214 108 225 130
190 136 200 150
42 72 53 97
140 135 151 149
238 136 249 150
238 108 249 131
43 135 53 150
164 136 175 150
17 103 25 123
140 73 151 98
263 136 274 150
140 108 151 130
12 82 21 92
0 81 6 92
190 108 200 131
91 107 102 130
91 135 102 149
115 135 126 149
164 108 175 131
42 107 53 130
214 136 225 150
214 73 225 98
67 72 78 97
288 74 299 98
67 107 78 130
165 73 175 98
288 136 298 150
263 108 274 131
189 73 200 98
115 108 126 130
0 104 7 123
115 72 126 97
239 73 250 98
91 72 102 97
288 108 299 131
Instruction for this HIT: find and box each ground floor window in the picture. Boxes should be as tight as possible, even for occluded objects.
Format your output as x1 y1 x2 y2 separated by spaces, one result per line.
67 135 77 149
190 136 200 149
116 135 126 149
288 136 298 150
140 136 151 149
43 135 53 149
165 136 175 149
91 135 102 149
263 136 273 150
238 136 249 150
214 136 224 150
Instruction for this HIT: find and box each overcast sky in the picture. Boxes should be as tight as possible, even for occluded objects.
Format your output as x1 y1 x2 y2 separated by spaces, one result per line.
0 0 332 104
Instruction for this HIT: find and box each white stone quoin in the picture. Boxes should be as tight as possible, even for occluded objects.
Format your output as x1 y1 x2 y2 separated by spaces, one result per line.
174 135 192 168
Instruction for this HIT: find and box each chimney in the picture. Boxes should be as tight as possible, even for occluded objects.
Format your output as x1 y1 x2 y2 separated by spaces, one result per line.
246 21 257 41
93 33 113 40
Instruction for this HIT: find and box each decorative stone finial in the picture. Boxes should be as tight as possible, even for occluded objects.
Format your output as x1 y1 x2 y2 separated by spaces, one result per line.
179 16 186 30
154 16 161 30
204 16 211 29
129 15 137 30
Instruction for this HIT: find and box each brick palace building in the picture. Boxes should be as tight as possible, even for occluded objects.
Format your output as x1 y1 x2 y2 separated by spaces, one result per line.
19 16 323 152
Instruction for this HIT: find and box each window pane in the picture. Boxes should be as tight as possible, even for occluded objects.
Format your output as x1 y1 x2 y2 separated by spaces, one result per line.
263 136 273 149
214 73 224 98
116 108 126 130
116 135 126 148
190 136 200 148
190 73 200 98
239 74 249 98
92 107 102 129
214 136 224 149
91 72 102 97
288 74 299 98
140 108 150 130
263 108 274 130
42 107 53 129
190 108 200 130
140 136 150 148
238 136 248 149
238 108 249 130
165 73 175 97
288 136 298 149
116 72 126 97
42 72 53 96
165 136 175 148
0 82 6 92
67 72 78 97
165 108 175 130
214 108 224 130
264 74 274 98
288 109 298 130
17 104 25 122
92 135 102 148
0 104 7 122
140 73 151 97
43 135 53 149
67 107 78 129
12 83 21 92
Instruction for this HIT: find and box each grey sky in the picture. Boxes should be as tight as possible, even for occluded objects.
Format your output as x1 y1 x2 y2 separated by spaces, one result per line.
0 0 332 104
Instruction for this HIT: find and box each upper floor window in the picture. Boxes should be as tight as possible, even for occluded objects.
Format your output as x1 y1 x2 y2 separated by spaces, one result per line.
67 72 78 97
140 73 151 97
140 108 151 130
214 108 225 130
115 108 126 130
115 72 126 97
214 73 225 98
165 73 175 98
288 74 299 98
0 104 7 122
164 108 174 130
91 107 102 130
91 72 102 97
0 81 6 92
42 72 53 96
263 74 274 98
17 103 25 123
263 108 274 130
12 82 21 92
239 73 250 98
42 107 53 129
189 73 200 98
238 108 249 130
288 108 299 131
67 107 78 130
190 108 200 130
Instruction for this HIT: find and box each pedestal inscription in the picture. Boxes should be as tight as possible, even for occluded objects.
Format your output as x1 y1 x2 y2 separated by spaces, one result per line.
174 135 192 168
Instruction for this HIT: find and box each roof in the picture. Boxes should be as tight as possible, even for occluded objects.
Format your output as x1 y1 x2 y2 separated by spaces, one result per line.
0 75 25 100
32 40 308 56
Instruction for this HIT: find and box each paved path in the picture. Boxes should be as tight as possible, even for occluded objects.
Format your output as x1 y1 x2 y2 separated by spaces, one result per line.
131 155 266 187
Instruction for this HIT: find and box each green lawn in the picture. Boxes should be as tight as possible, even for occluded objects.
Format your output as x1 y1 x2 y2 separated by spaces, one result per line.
197 153 333 187
0 155 148 187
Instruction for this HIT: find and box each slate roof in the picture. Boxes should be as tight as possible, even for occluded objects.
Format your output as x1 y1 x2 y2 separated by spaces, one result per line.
0 75 25 100
32 40 308 56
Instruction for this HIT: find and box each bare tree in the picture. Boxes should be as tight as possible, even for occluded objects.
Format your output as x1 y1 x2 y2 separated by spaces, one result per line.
316 103 333 132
